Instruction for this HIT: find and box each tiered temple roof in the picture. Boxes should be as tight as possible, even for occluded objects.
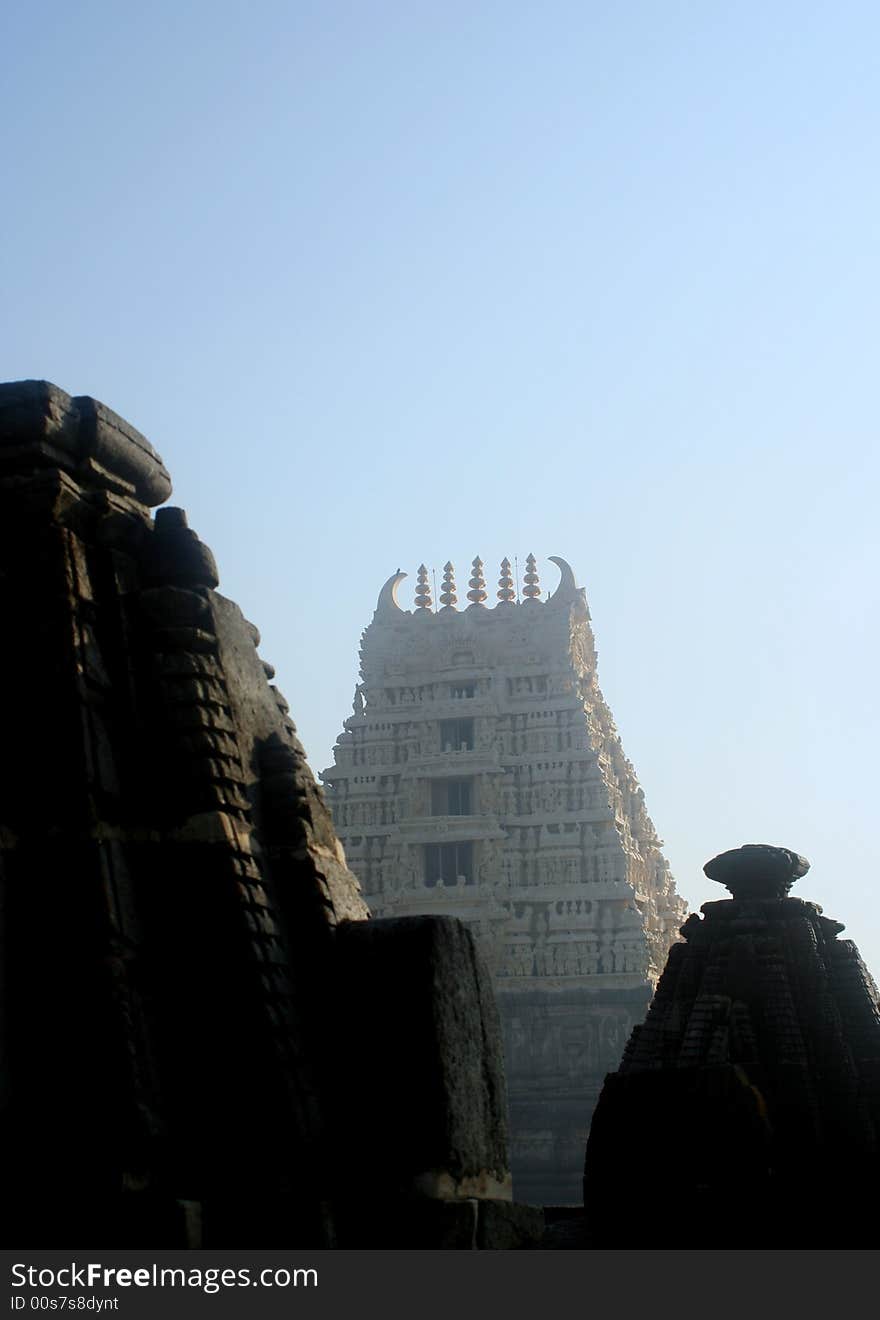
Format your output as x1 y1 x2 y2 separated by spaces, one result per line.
583 844 880 1247
323 555 685 1202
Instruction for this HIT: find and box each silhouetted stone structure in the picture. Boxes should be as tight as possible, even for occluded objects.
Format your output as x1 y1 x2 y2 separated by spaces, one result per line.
0 380 536 1249
583 844 880 1248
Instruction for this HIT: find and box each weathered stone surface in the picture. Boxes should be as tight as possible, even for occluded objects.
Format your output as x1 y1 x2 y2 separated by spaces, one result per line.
73 392 172 506
476 1199 544 1250
0 379 171 505
333 916 510 1201
704 842 810 898
145 507 219 588
0 378 80 453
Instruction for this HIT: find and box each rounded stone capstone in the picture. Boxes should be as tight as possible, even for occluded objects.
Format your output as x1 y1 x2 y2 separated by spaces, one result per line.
0 380 172 506
703 843 810 899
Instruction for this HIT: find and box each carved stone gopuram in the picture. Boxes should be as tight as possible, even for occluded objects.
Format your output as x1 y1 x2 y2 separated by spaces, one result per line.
322 556 685 1202
583 845 880 1247
0 381 534 1249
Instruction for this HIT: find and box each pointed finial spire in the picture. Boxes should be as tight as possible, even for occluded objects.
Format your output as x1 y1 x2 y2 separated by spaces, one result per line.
467 556 488 606
439 562 458 609
522 552 541 598
497 557 516 602
414 563 433 610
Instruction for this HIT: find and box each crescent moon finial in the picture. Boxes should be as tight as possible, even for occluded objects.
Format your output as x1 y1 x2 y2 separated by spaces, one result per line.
374 569 408 618
547 556 579 604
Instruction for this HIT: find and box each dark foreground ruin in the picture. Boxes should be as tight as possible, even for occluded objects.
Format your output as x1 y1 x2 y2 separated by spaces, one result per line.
583 844 880 1248
0 380 541 1248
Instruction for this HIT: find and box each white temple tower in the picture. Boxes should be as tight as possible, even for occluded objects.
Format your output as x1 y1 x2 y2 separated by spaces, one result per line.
321 555 685 1203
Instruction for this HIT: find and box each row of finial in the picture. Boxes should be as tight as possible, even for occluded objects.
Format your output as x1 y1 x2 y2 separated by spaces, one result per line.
414 555 542 610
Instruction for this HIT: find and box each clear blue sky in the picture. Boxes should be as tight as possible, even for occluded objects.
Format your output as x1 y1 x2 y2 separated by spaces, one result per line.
4 2 879 969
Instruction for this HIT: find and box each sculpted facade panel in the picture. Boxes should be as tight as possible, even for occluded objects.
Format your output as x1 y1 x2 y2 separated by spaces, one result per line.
322 557 685 1203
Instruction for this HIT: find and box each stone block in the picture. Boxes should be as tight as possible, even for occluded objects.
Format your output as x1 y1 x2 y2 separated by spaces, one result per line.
476 1199 544 1250
333 915 510 1199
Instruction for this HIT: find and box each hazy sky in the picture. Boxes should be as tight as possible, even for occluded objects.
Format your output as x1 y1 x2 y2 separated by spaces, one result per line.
4 3 879 968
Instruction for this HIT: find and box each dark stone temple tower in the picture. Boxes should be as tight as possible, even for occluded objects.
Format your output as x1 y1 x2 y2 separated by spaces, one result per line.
583 844 880 1248
0 380 531 1249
